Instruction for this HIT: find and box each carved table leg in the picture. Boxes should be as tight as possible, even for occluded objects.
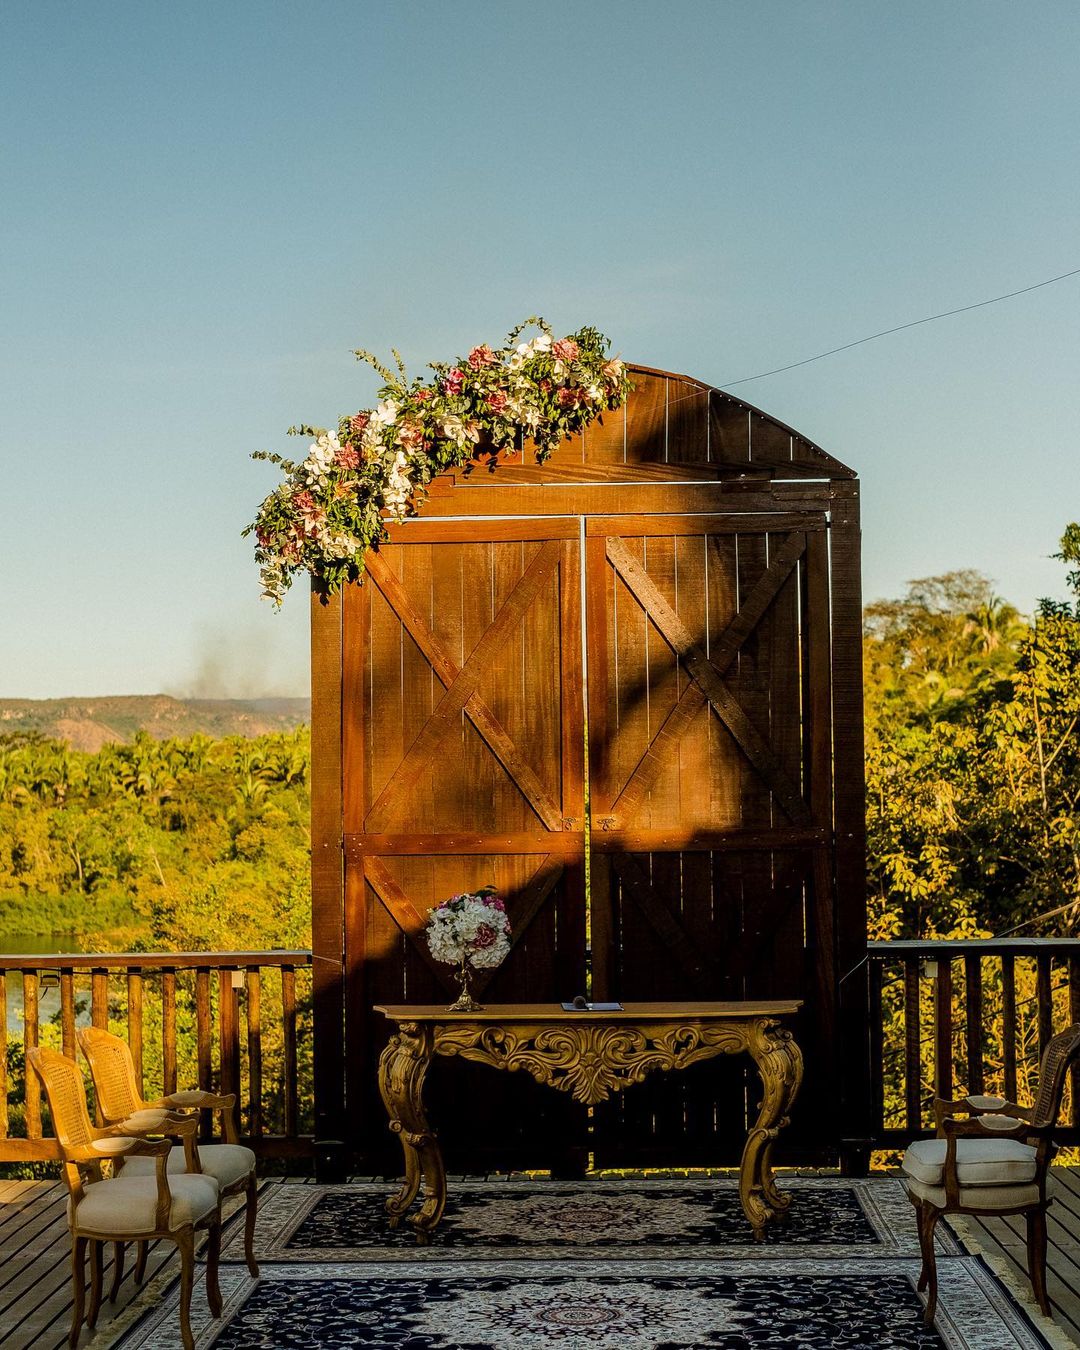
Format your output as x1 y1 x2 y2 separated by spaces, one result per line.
740 1018 803 1238
378 1023 447 1243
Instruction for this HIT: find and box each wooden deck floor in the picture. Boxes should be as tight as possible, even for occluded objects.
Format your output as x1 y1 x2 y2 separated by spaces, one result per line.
2 1171 1079 1348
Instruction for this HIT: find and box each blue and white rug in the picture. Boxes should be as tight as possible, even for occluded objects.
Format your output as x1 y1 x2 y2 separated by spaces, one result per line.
221 1177 952 1263
115 1257 1050 1349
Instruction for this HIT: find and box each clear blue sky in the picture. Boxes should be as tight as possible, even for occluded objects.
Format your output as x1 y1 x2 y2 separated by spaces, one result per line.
2 1 1078 698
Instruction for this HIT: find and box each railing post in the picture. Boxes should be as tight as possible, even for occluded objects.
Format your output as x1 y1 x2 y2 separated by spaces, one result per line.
127 969 144 1097
219 968 242 1140
195 967 212 1141
0 972 8 1141
247 969 263 1139
162 969 177 1096
934 957 953 1104
964 952 984 1097
23 971 40 1140
904 958 922 1131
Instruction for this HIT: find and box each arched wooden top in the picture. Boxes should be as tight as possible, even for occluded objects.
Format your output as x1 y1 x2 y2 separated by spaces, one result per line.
439 363 855 487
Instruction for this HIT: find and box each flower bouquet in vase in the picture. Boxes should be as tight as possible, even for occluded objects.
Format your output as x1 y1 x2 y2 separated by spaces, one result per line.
425 887 511 1012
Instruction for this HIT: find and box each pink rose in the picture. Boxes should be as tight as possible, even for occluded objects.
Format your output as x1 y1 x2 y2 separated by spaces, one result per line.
489 897 506 912
485 390 508 413
335 444 361 469
556 386 580 408
349 412 370 435
552 338 579 362
414 388 432 402
468 344 497 370
442 368 465 396
471 923 498 950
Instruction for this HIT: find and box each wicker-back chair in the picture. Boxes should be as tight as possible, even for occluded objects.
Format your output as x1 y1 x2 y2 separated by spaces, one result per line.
79 1026 260 1278
903 1022 1080 1323
28 1045 222 1350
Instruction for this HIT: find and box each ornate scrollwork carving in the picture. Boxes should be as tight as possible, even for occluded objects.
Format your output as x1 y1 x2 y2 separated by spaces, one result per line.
433 1019 756 1105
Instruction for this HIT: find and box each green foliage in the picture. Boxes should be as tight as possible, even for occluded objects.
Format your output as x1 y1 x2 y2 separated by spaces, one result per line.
866 527 1080 939
0 728 311 952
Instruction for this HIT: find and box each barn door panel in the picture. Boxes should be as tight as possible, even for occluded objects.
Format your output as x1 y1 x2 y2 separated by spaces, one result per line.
343 522 587 1166
585 513 833 1163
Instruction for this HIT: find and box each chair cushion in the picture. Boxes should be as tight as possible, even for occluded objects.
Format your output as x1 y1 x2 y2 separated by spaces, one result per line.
906 1176 1041 1211
121 1142 255 1189
70 1174 219 1235
902 1137 1037 1187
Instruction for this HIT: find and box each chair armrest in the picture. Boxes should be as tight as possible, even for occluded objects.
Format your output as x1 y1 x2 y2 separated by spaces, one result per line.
153 1090 239 1143
940 1113 1055 1206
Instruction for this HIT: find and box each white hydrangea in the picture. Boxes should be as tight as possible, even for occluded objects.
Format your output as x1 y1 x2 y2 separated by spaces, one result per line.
302 432 341 486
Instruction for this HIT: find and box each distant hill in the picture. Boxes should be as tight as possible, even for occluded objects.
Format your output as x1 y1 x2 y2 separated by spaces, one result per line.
0 696 311 752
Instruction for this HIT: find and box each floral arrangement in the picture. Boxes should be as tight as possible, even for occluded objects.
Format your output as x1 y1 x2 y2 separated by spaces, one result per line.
246 317 630 604
426 886 511 1011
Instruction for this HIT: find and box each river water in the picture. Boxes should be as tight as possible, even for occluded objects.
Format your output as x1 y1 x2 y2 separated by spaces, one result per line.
2 932 88 1035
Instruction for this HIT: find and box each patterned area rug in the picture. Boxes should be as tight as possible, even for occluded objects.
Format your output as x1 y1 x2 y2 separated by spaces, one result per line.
116 1257 1050 1349
221 1177 958 1263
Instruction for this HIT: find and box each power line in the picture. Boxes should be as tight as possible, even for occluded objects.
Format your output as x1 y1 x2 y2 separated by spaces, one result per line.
720 266 1080 387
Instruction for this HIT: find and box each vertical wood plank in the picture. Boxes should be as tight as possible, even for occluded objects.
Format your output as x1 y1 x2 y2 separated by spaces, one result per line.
965 952 984 1097
868 955 884 1140
60 969 76 1061
127 970 144 1097
1070 957 1080 1127
935 959 954 1103
904 958 922 1131
1002 953 1017 1103
218 969 241 1139
283 966 298 1139
91 970 108 1029
162 970 177 1096
247 968 263 1139
196 967 212 1139
1037 953 1053 1059
312 585 346 1169
23 972 40 1139
829 484 870 1165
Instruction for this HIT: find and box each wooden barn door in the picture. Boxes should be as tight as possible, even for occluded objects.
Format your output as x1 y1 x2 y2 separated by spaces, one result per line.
343 519 587 1167
584 512 835 1164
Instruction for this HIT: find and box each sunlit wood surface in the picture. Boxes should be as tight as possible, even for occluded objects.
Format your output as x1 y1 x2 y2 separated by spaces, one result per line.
3 1172 1080 1348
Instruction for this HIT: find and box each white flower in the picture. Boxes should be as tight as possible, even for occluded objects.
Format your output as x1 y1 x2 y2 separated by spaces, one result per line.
302 432 341 485
372 399 399 428
531 332 552 353
440 414 479 447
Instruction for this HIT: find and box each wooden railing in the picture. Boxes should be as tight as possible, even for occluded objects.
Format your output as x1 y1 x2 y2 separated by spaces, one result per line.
868 938 1080 1148
0 951 313 1162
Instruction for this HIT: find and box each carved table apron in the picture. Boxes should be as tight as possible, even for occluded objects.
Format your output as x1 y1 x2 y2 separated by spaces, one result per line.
375 1001 803 1243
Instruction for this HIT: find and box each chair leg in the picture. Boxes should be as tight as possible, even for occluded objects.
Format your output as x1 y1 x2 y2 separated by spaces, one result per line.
133 1239 148 1284
176 1227 196 1350
205 1220 223 1317
915 1204 930 1290
920 1207 941 1324
1027 1209 1051 1316
87 1240 103 1329
109 1240 126 1303
70 1236 87 1349
244 1174 260 1277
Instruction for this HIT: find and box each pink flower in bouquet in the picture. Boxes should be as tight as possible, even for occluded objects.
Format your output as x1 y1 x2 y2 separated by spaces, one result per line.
603 358 625 382
414 387 432 402
472 923 498 950
442 367 465 396
485 390 508 414
468 344 497 370
335 444 360 469
552 338 579 362
293 489 317 512
397 419 424 449
349 412 370 436
556 386 582 408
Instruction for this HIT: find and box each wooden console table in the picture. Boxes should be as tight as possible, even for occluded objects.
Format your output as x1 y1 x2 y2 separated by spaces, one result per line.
375 1000 803 1243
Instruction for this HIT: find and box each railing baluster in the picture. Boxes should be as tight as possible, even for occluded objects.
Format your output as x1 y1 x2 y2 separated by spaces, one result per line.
91 968 108 1029
127 970 144 1096
934 958 953 1104
0 971 8 1139
60 969 76 1059
868 956 884 1138
24 971 40 1140
283 965 298 1139
1002 952 1017 1103
247 968 263 1139
1037 953 1053 1059
196 967 212 1141
162 969 177 1096
965 951 984 1097
904 958 921 1130
219 969 241 1139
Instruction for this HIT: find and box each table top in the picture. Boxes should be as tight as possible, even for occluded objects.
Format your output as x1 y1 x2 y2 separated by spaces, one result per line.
375 1000 802 1023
